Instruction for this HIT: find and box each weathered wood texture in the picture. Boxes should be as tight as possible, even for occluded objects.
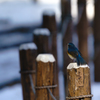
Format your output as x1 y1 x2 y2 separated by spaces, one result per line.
63 18 73 93
67 67 91 100
36 61 57 100
42 11 59 95
19 49 37 100
93 0 100 82
33 34 50 54
77 3 89 63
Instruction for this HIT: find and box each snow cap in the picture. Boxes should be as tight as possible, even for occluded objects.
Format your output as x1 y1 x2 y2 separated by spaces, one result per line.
36 54 55 63
43 10 55 16
19 43 37 50
33 28 50 36
67 63 89 69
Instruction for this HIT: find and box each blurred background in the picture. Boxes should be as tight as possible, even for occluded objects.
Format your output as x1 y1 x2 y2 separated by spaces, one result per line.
0 0 100 100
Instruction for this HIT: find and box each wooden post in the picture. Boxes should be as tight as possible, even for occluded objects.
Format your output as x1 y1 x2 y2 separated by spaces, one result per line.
63 18 72 94
19 43 37 100
42 10 57 61
42 10 57 33
66 63 92 100
42 10 59 95
33 28 50 54
36 54 58 100
77 0 89 63
61 0 71 25
93 0 100 82
61 0 72 95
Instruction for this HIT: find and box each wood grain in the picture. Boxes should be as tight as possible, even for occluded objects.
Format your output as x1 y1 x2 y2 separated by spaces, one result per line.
67 67 91 100
36 61 57 100
19 49 37 100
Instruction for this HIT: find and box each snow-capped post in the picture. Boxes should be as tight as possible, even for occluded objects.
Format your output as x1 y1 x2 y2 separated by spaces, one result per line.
66 63 93 100
42 10 57 33
33 28 50 54
19 43 37 100
42 10 59 95
36 54 59 100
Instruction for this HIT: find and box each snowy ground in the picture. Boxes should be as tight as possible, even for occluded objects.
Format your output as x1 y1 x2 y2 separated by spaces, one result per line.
0 0 60 32
0 82 100 100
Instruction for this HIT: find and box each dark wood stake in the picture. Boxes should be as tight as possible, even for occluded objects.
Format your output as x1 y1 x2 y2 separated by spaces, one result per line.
36 54 58 100
33 28 50 54
93 0 100 82
61 0 71 25
42 10 57 33
67 63 92 100
77 1 89 63
19 43 37 100
63 18 73 94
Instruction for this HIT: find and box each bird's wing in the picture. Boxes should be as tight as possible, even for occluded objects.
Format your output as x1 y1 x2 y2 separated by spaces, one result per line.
68 48 79 58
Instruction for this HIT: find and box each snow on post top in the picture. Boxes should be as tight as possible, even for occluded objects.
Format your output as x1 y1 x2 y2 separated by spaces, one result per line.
36 54 55 63
19 43 37 50
43 10 55 16
33 28 50 36
67 63 89 69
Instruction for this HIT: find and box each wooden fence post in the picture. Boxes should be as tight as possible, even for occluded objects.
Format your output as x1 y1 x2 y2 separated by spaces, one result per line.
42 10 58 60
66 63 93 100
19 43 37 100
36 54 59 100
77 0 89 63
61 0 71 26
42 10 59 95
93 0 100 82
63 18 72 94
33 28 50 54
42 10 57 33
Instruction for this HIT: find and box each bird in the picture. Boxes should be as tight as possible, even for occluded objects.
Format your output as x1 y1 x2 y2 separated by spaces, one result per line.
67 43 87 66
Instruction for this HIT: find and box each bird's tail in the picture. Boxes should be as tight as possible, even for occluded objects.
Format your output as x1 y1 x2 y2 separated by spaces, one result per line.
76 55 87 66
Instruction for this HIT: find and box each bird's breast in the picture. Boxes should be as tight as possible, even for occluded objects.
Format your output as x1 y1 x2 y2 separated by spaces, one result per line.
67 51 76 60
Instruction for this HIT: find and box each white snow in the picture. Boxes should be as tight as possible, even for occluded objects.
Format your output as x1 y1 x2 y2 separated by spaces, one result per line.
67 63 89 69
0 84 23 100
0 48 20 84
33 28 50 36
0 1 61 31
43 10 55 16
19 43 37 50
36 54 55 63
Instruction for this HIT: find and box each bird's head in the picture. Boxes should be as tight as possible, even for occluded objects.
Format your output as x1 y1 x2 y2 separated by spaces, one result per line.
67 43 75 49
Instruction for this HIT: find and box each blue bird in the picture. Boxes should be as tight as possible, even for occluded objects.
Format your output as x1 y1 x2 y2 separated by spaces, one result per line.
67 43 87 66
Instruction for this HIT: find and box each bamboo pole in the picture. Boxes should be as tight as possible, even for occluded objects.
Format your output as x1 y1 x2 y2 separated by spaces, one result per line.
19 43 37 100
66 63 92 100
77 0 89 63
36 54 58 100
93 0 100 82
33 28 50 54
